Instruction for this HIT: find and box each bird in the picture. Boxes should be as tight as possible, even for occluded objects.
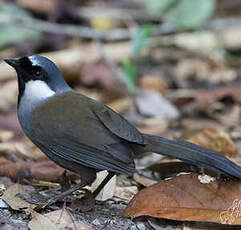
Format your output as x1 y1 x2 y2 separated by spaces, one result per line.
4 55 241 208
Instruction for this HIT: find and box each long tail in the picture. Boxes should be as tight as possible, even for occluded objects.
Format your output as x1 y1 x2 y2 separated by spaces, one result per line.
134 134 241 178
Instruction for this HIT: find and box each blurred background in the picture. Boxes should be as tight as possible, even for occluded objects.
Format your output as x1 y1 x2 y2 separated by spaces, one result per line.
1 0 241 228
1 0 241 153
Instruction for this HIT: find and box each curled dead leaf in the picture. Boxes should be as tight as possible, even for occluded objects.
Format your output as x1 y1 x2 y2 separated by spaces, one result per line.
124 174 241 225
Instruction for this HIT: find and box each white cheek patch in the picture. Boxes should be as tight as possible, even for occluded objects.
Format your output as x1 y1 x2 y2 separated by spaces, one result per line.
23 80 55 103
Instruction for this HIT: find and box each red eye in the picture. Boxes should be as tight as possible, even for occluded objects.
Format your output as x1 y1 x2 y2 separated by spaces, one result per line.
35 70 41 77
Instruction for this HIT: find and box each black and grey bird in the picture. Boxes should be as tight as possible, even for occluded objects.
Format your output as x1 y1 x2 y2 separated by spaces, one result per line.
4 56 241 206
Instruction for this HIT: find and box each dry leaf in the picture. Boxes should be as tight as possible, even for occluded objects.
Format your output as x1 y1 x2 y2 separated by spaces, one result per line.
124 174 241 225
29 209 92 230
185 128 240 158
2 183 36 213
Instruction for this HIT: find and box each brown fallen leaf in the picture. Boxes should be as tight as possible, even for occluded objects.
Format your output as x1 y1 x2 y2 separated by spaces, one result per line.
29 209 92 230
124 174 241 225
0 158 79 183
196 86 241 110
2 183 36 213
185 128 240 158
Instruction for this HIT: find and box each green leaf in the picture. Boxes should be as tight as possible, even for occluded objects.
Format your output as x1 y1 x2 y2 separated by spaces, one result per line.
146 0 175 15
132 25 153 57
122 59 137 92
146 0 216 29
164 0 216 29
0 4 42 48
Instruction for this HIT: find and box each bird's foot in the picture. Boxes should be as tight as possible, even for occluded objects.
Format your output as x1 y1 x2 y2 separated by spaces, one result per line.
34 196 59 210
34 181 88 210
71 190 95 212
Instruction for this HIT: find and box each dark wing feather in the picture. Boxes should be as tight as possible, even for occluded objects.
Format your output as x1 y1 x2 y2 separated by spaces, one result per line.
93 106 146 144
53 141 135 174
35 138 135 174
33 134 135 175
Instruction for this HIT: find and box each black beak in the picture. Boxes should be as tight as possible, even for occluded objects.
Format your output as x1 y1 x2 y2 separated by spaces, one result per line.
3 58 20 69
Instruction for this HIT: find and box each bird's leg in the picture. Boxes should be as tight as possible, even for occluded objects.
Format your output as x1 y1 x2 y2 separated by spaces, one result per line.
71 172 115 212
35 180 90 210
35 172 115 211
92 172 115 198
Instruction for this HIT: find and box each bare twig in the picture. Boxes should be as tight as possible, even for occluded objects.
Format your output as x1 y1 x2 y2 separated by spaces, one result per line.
0 13 129 40
0 13 175 40
1 10 241 41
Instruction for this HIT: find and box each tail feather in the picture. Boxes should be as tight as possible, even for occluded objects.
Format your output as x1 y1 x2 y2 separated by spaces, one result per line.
136 134 241 178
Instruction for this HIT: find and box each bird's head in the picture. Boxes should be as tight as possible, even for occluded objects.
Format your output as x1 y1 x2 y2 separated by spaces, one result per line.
4 55 70 104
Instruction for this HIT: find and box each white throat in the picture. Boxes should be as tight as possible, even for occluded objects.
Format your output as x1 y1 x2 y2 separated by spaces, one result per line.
24 80 55 102
19 80 55 112
18 80 55 133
